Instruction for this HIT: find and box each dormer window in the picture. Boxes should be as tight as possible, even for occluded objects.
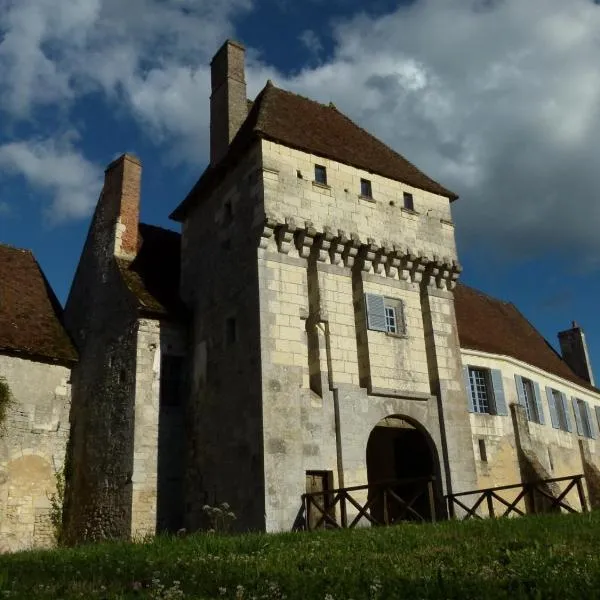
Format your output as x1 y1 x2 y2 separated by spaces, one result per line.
314 165 327 185
360 178 372 198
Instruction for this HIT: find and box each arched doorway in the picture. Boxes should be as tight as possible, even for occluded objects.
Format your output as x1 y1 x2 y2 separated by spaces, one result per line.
366 416 441 524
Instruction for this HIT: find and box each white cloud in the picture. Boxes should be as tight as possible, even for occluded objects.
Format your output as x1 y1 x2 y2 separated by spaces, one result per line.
0 137 102 221
271 0 600 265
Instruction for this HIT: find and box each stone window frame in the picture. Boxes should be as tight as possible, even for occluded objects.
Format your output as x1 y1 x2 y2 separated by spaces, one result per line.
314 164 327 186
403 191 414 211
360 178 373 199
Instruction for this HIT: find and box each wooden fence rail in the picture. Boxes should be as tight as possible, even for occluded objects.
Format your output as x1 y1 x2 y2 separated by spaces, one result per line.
446 474 587 519
300 477 437 531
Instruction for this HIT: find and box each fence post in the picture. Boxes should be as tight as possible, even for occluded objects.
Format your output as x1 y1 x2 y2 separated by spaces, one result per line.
528 483 537 515
486 490 495 518
576 476 588 513
383 488 389 525
428 480 437 522
340 491 348 528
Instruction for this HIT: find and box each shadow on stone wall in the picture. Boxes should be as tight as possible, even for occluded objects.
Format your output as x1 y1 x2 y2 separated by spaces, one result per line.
511 404 568 514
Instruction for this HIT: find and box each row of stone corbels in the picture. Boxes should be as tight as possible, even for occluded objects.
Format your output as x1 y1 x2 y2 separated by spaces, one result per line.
259 217 461 290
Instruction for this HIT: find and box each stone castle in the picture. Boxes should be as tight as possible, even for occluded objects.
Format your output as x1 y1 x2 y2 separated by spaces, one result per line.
1 40 599 551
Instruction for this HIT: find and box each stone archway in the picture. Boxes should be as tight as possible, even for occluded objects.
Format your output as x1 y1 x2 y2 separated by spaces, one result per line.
366 415 441 523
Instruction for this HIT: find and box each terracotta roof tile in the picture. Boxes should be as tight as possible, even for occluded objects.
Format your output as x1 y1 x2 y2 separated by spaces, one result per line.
171 83 456 220
454 283 597 393
116 224 185 320
0 244 77 364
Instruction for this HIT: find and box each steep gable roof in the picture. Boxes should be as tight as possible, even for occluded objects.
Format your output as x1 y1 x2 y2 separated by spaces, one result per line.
454 283 597 392
171 83 457 220
0 244 77 365
116 223 185 320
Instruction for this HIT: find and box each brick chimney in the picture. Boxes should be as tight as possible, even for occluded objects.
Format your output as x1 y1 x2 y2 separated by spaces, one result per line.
102 153 142 259
210 40 247 166
558 321 595 386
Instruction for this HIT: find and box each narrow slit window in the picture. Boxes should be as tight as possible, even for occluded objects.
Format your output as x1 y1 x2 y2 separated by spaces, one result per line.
403 192 414 211
478 439 488 462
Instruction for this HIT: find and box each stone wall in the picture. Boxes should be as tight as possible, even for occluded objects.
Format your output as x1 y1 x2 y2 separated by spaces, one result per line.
181 142 267 531
63 156 142 543
257 139 477 531
131 320 186 538
0 354 71 552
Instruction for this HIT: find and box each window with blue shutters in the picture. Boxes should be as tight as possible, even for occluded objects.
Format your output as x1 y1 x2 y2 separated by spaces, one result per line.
365 294 405 335
464 366 506 415
515 375 543 424
546 387 571 432
572 398 594 438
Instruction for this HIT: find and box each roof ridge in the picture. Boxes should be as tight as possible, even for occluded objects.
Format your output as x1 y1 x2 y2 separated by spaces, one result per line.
0 241 33 254
457 282 513 306
139 222 180 236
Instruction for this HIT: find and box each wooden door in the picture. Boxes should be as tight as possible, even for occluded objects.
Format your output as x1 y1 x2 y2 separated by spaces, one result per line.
306 471 333 529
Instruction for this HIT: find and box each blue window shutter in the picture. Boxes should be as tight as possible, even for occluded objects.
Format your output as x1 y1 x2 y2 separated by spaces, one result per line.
490 369 507 415
533 381 545 425
546 387 559 429
562 393 573 432
584 401 596 439
514 375 526 409
572 397 584 436
365 293 387 332
463 367 475 413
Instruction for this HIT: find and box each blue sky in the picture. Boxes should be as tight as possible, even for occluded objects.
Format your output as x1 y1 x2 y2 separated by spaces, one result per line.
1 0 600 376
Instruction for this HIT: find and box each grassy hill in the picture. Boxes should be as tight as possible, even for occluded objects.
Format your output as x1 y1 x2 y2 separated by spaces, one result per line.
1 512 600 599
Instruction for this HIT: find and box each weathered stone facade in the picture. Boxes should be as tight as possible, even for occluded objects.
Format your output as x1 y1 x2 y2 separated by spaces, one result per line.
0 355 71 552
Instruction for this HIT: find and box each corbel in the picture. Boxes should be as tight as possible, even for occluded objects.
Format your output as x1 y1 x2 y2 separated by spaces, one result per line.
276 217 297 254
341 232 361 268
295 221 317 259
259 217 277 250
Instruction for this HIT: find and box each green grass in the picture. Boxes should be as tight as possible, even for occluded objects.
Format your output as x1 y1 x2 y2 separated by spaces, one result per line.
1 512 600 599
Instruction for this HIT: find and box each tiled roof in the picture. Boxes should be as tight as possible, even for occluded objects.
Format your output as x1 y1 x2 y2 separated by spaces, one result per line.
0 244 77 364
116 223 185 320
454 283 597 393
171 83 457 220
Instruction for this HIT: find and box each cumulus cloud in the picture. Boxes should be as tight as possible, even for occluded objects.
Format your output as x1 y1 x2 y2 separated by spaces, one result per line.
275 0 600 266
0 137 102 221
1 0 600 269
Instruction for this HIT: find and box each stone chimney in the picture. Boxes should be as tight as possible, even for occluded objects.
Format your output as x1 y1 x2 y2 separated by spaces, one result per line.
103 153 142 259
210 40 247 166
558 321 595 386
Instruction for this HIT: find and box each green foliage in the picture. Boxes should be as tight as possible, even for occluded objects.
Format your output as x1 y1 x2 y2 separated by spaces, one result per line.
1 512 600 598
48 469 65 546
0 377 14 432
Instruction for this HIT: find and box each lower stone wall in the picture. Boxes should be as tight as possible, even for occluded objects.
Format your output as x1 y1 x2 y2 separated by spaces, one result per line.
0 354 71 552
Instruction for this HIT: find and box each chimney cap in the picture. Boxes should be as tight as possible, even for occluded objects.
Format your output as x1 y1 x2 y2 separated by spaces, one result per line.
105 152 141 173
211 39 246 63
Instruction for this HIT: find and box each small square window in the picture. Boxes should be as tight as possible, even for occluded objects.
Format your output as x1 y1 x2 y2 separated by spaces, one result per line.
403 192 414 211
360 178 372 198
314 165 327 185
